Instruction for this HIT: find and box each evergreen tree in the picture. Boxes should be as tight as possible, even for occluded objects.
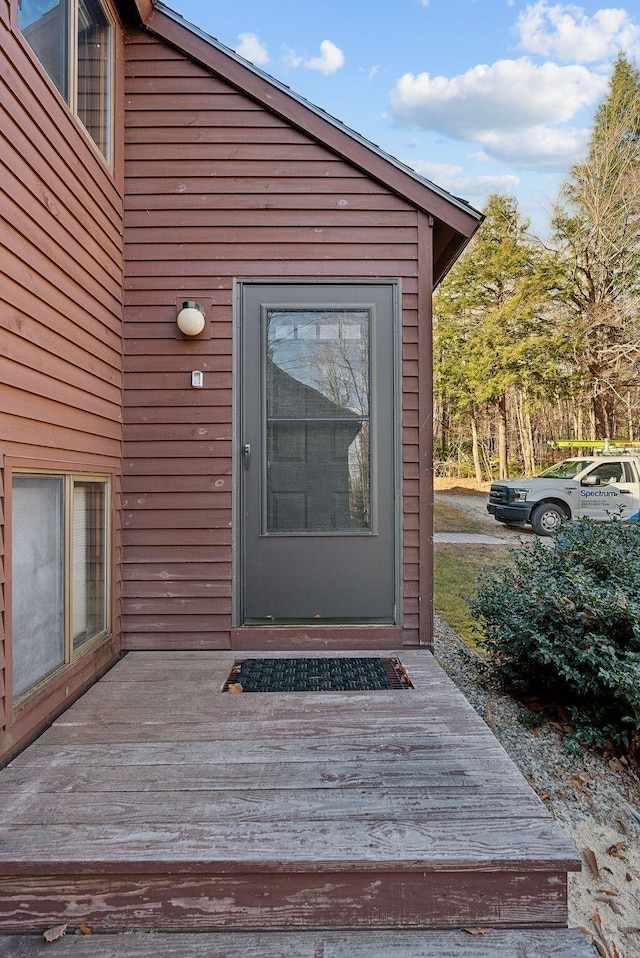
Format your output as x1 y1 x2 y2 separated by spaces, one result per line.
552 54 640 439
434 194 569 479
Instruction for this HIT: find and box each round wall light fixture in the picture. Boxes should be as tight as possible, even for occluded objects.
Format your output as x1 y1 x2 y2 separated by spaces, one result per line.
177 301 206 337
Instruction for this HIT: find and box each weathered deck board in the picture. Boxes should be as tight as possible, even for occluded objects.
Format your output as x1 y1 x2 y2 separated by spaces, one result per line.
0 650 581 932
0 869 570 930
0 929 597 957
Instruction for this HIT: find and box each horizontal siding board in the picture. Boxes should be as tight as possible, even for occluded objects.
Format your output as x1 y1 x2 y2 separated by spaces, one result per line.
123 581 230 599
125 125 331 146
122 476 231 494
124 406 231 426
124 142 334 162
122 509 231 529
124 193 418 213
123 460 230 478
125 209 417 228
125 176 390 196
123 633 232 650
124 355 230 375
124 546 231 564
123 597 231 616
123 563 230 581
124 262 417 282
125 243 417 263
122 614 230 632
125 225 417 245
123 529 232 547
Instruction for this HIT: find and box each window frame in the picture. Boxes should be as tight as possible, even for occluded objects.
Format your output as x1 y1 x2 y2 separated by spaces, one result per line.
16 0 115 167
8 466 112 707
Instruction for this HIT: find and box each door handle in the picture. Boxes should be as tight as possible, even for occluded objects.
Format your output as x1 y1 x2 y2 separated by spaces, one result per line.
620 488 631 494
243 443 251 469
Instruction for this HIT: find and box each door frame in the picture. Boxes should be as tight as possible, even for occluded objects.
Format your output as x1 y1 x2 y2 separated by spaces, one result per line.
232 277 403 629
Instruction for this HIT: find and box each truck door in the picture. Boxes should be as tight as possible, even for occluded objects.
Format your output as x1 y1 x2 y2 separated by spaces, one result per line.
579 460 640 522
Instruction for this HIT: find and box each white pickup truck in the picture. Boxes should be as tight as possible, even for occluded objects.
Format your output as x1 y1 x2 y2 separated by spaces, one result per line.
487 456 640 536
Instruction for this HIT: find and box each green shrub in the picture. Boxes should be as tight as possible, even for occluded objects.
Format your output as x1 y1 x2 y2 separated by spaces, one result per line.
470 519 640 751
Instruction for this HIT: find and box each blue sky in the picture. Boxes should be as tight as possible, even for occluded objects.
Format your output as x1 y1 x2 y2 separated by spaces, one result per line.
166 1 640 237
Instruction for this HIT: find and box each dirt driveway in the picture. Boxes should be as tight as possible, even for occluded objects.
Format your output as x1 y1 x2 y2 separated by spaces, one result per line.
434 487 538 544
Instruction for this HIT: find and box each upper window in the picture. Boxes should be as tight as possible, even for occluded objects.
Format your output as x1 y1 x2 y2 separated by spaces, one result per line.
18 0 113 164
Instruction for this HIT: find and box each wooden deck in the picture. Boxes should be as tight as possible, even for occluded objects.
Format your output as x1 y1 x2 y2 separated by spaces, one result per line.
0 650 584 940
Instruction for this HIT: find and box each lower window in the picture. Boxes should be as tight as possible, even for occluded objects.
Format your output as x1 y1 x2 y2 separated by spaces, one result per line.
11 473 110 700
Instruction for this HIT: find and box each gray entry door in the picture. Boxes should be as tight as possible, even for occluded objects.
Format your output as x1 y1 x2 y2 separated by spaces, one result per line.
239 282 398 624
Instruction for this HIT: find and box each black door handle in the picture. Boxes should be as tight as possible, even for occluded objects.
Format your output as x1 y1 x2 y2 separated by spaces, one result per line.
243 443 251 469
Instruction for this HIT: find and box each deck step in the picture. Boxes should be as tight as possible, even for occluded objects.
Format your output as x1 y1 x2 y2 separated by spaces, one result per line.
0 652 581 934
0 928 597 957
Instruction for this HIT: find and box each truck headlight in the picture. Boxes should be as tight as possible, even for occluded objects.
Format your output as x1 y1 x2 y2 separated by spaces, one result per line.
510 488 531 502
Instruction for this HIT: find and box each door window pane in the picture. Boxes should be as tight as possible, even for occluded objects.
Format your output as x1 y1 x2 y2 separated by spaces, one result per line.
266 309 370 533
72 481 107 650
12 476 65 697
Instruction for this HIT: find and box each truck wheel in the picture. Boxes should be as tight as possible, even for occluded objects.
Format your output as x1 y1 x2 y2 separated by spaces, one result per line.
530 502 567 536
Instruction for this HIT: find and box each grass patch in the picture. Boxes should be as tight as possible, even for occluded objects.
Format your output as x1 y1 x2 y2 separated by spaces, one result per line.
433 500 487 534
434 544 511 651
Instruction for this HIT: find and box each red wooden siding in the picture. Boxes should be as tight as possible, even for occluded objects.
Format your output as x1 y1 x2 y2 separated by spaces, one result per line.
123 31 431 650
0 3 125 762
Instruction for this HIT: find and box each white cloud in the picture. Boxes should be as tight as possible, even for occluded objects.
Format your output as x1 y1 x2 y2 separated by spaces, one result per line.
516 1 640 63
409 160 521 198
476 124 590 168
390 58 605 137
305 40 345 75
388 56 608 168
235 33 269 65
282 47 304 69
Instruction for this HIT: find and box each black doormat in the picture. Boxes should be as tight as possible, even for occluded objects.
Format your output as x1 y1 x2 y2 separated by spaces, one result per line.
223 657 413 692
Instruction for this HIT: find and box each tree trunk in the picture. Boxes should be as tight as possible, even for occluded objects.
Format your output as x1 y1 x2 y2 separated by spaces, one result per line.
470 413 483 483
497 396 508 479
515 390 536 474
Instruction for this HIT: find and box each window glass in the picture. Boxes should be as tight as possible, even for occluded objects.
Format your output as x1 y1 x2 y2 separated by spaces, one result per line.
77 0 112 160
72 481 107 650
266 309 371 533
18 0 112 163
12 476 65 697
11 473 110 700
19 0 69 99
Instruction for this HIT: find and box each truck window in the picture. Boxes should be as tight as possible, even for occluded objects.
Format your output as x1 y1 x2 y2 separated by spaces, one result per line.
538 459 594 479
623 461 638 482
586 462 624 484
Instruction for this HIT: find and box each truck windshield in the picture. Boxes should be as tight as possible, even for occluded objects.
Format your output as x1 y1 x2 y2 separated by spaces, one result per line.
537 459 594 479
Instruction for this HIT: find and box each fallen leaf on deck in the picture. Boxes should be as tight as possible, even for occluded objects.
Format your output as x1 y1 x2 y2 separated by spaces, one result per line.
43 923 68 942
463 928 493 935
79 923 92 935
582 846 600 878
227 683 243 693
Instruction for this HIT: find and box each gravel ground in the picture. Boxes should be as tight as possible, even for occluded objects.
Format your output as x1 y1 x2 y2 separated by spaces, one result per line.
433 615 640 958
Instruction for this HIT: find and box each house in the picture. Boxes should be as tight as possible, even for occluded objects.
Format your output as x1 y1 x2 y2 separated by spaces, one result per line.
0 0 482 764
0 7 600 955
